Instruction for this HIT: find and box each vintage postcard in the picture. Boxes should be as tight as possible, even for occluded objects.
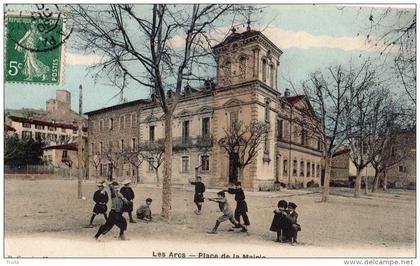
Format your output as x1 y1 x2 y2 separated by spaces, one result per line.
2 3 417 263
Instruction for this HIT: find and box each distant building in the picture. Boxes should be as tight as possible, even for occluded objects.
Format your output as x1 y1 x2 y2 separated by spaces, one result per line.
4 124 16 137
86 27 323 190
43 142 79 168
330 148 375 185
331 131 416 187
5 90 87 146
85 99 145 180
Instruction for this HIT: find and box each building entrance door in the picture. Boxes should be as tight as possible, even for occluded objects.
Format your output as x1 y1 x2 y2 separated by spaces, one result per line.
228 152 239 184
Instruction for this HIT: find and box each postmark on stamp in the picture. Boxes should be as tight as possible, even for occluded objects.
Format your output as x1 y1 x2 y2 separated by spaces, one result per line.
5 11 68 85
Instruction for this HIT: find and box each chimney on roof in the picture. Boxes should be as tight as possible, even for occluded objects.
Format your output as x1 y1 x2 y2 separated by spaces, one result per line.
284 88 290 97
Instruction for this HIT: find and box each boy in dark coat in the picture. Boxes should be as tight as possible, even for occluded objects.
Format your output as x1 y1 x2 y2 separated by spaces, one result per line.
227 181 250 230
189 176 206 215
94 181 128 240
284 202 301 245
89 181 109 227
269 200 288 242
207 191 247 234
120 179 136 223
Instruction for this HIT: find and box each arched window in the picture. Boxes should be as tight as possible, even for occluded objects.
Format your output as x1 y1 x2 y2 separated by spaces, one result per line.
224 61 232 84
270 64 275 87
120 116 125 130
262 59 267 82
239 56 247 80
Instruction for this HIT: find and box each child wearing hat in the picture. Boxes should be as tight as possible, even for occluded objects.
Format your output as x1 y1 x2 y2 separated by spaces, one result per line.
136 198 153 221
284 202 301 245
94 181 128 240
207 191 247 234
227 181 250 230
269 200 288 242
89 181 109 227
120 179 136 223
188 176 206 215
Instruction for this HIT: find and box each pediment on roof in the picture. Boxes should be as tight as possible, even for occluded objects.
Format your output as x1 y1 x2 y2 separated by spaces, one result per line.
223 98 243 108
197 106 213 114
144 114 159 123
294 97 318 119
176 109 193 118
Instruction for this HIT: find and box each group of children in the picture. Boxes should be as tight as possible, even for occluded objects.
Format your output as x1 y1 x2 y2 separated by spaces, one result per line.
89 176 300 244
89 179 153 240
269 200 301 245
190 177 249 233
189 176 300 243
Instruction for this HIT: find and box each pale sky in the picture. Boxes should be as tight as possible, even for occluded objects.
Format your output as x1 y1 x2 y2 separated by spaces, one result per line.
4 4 415 113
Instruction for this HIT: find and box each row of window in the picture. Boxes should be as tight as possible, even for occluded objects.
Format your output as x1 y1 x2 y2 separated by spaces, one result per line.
21 131 70 143
97 113 137 132
147 117 211 142
222 57 275 88
95 154 210 174
147 155 210 173
276 119 321 150
22 122 77 134
279 158 321 178
93 138 138 155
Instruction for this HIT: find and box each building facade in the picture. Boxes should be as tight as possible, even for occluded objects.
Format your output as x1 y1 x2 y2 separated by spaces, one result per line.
85 100 145 179
331 131 416 187
86 28 323 190
5 90 87 146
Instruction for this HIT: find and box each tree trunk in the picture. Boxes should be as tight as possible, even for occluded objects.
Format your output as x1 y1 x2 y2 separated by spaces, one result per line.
155 169 160 187
238 166 244 183
364 175 368 194
161 114 173 219
371 171 380 193
354 168 362 197
383 170 388 191
136 166 140 183
321 156 331 202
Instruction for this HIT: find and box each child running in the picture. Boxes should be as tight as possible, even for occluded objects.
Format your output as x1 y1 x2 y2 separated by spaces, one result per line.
207 191 247 234
227 181 250 230
88 181 109 227
94 181 128 241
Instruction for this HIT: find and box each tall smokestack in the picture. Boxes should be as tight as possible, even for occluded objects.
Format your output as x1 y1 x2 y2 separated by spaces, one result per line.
79 84 83 115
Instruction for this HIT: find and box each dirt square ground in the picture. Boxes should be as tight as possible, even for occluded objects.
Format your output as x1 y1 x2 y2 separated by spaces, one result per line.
4 178 416 257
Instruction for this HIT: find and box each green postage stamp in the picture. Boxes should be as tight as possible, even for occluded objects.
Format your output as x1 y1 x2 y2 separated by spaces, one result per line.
5 14 65 85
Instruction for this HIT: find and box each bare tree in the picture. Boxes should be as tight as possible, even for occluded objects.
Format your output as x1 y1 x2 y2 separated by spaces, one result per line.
101 144 123 181
344 82 385 198
121 147 143 183
364 7 416 104
370 100 414 192
91 152 102 177
218 121 269 182
139 140 165 186
68 4 247 218
294 61 376 202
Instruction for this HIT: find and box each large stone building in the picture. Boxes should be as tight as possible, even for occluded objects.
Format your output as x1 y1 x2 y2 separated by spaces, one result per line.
86 27 323 190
